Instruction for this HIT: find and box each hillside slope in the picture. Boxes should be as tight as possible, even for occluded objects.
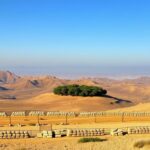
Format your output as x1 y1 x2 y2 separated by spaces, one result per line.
0 71 20 84
111 103 150 112
0 93 132 112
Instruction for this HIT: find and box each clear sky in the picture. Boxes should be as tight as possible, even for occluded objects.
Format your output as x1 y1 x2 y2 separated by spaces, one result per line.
0 0 150 78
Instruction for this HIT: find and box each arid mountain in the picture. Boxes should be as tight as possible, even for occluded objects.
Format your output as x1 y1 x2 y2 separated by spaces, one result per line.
0 71 20 84
0 70 150 111
0 86 9 91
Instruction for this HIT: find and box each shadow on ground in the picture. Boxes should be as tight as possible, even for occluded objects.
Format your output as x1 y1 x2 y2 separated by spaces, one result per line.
102 95 132 104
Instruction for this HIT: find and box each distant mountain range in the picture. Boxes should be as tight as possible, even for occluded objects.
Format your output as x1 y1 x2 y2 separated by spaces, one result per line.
0 70 150 111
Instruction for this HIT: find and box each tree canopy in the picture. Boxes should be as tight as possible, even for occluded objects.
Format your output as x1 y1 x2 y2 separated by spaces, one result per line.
53 84 107 96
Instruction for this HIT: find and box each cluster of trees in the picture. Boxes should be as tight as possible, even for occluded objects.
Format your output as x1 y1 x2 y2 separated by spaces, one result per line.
53 84 107 96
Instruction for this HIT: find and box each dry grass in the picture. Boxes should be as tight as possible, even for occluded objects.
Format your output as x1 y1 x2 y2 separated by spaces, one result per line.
78 137 107 143
134 140 150 148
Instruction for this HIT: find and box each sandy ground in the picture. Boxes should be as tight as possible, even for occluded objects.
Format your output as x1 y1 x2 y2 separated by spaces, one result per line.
0 135 150 150
1 122 150 130
0 93 132 112
1 115 150 126
111 103 150 112
52 122 150 130
0 123 150 149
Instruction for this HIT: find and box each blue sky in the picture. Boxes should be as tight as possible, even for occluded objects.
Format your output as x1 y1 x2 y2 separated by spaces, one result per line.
0 0 150 77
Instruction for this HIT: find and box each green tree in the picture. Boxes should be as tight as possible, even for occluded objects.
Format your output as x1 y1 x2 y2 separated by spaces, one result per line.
53 84 107 97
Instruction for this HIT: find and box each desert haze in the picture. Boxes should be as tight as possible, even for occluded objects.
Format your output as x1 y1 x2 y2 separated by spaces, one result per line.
0 70 150 112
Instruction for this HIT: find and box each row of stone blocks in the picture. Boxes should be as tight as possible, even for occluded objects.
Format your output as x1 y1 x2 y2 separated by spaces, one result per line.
0 131 30 139
79 112 150 117
2 111 150 117
47 112 76 117
110 129 125 136
128 127 150 134
66 129 108 137
36 127 150 139
0 111 77 116
54 129 67 138
11 112 25 116
110 127 150 136
37 130 67 138
37 130 53 138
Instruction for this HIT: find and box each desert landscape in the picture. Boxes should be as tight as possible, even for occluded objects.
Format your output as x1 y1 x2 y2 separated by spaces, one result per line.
1 0 150 149
0 71 150 149
1 70 150 112
0 123 150 150
1 134 150 150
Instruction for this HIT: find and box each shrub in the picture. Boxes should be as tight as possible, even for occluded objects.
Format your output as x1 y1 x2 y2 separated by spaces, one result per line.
53 85 107 97
78 137 106 143
133 140 150 148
